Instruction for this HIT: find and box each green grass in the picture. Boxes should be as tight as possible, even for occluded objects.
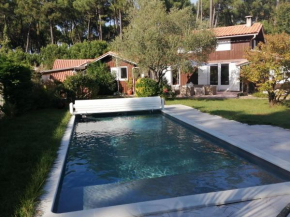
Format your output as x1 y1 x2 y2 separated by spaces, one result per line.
166 98 290 129
0 109 71 217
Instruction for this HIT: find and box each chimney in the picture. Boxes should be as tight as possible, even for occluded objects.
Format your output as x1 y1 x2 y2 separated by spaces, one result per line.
245 16 253 27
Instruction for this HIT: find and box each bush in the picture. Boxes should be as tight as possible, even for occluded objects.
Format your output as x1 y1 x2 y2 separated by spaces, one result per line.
0 48 40 67
63 73 99 100
159 78 176 99
0 60 33 115
86 62 116 95
135 78 158 97
252 92 268 98
40 40 108 69
40 44 70 69
32 79 70 109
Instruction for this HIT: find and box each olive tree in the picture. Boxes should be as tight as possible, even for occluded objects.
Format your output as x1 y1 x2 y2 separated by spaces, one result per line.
112 0 217 87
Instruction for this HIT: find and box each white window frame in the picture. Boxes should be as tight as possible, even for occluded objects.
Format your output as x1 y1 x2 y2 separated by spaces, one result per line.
110 66 128 81
216 39 231 51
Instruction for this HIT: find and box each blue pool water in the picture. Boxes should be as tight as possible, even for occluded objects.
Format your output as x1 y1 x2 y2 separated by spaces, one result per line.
54 113 290 213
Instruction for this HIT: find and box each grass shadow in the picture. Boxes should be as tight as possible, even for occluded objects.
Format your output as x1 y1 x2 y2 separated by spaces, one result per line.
0 109 70 217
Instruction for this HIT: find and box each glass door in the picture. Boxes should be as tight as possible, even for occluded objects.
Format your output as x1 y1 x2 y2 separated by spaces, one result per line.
210 65 218 85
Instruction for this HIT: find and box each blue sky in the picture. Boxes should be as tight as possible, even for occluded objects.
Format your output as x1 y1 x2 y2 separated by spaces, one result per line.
190 0 198 3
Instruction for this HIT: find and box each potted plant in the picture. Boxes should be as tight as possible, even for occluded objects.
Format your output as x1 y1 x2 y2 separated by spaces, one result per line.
126 78 133 95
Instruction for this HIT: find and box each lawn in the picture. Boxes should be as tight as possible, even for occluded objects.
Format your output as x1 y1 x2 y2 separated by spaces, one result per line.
0 109 71 217
166 98 290 129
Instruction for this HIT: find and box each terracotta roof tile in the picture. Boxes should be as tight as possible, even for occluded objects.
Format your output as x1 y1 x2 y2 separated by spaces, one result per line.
49 71 75 82
214 23 263 38
52 59 94 69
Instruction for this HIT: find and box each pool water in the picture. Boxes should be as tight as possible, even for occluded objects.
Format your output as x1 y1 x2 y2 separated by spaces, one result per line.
54 113 290 213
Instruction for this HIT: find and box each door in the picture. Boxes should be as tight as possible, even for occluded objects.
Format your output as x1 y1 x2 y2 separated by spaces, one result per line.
210 65 218 85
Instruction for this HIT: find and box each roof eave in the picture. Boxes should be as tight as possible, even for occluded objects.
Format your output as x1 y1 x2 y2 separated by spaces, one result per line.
216 33 259 39
94 52 137 66
40 66 86 74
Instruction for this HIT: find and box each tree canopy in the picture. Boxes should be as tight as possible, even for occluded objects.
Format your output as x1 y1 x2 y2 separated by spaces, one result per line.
241 33 290 105
1 0 290 54
112 0 216 85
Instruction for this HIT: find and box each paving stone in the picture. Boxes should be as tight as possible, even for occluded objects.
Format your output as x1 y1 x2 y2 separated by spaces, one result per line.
154 105 290 217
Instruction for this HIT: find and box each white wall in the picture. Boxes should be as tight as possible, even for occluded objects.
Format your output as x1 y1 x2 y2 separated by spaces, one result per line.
42 74 50 82
198 65 209 85
163 67 173 85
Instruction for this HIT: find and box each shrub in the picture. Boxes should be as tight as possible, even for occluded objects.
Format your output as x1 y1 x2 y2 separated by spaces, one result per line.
68 40 108 59
135 78 158 97
40 40 108 69
0 60 33 115
40 44 70 69
159 78 176 99
0 47 40 67
252 92 268 98
32 79 69 109
86 62 116 95
63 73 99 100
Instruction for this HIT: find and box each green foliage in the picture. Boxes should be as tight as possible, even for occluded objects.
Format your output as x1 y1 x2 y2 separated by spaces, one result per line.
135 78 158 97
40 40 108 69
68 40 108 59
276 3 290 34
32 79 70 109
241 33 290 105
159 78 176 99
40 44 70 69
252 92 268 98
161 0 191 11
0 48 40 67
112 0 216 85
0 60 33 115
126 78 133 90
63 73 99 99
0 109 70 217
86 62 117 95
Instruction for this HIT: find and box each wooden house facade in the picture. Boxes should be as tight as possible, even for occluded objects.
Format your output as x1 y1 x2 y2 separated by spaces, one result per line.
173 17 265 92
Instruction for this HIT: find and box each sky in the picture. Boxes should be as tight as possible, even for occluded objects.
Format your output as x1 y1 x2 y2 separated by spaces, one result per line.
190 0 198 3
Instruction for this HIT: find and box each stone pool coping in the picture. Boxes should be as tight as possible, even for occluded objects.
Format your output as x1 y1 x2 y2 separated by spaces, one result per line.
37 105 290 217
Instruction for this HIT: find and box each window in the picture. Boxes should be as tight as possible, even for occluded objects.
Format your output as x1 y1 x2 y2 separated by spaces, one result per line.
210 65 218 85
110 67 128 81
216 39 231 51
221 64 229 85
120 68 128 80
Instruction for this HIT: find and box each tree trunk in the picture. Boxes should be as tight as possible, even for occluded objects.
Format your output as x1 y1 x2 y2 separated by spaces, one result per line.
25 22 31 53
276 0 279 8
50 20 54 44
212 6 216 27
73 20 82 42
196 0 199 22
97 9 103 41
201 0 203 22
119 9 122 38
87 17 91 40
268 91 276 106
209 0 213 27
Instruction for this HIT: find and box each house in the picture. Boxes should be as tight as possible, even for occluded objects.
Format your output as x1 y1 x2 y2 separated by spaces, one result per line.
41 52 137 93
41 59 95 82
41 16 264 93
93 51 137 93
172 16 265 92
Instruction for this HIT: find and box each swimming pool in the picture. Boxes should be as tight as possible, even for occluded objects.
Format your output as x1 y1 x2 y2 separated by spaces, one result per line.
53 112 290 213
